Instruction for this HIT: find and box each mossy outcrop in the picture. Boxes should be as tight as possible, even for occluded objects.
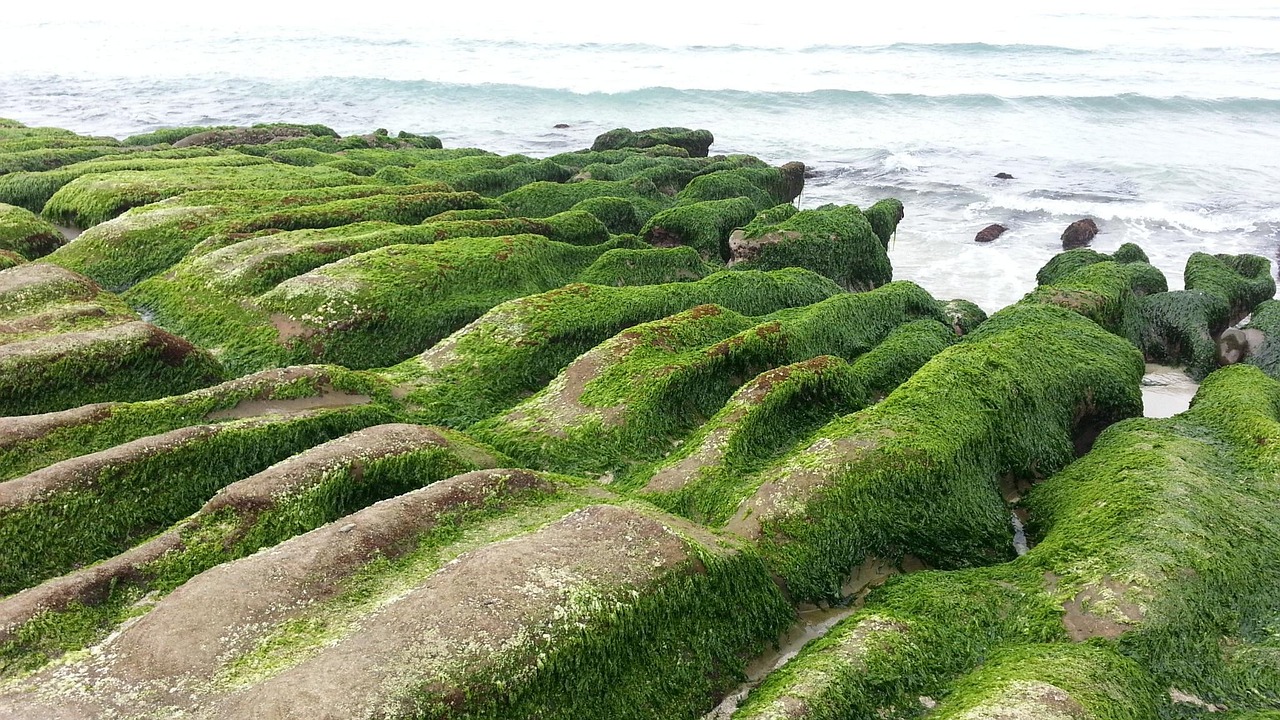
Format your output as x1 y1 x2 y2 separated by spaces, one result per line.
4 120 1274 720
591 126 715 157
381 268 843 426
1138 252 1275 379
42 162 372 228
128 234 646 374
0 424 502 675
641 197 757 260
725 301 1144 601
0 203 64 260
45 183 472 288
729 204 892 291
0 264 223 415
0 151 260 214
733 364 1280 718
471 282 947 477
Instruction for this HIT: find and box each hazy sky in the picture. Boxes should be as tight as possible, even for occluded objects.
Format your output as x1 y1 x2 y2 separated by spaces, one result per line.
6 1 1279 44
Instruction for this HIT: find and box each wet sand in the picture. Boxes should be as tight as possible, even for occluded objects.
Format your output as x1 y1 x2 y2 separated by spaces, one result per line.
1141 363 1200 418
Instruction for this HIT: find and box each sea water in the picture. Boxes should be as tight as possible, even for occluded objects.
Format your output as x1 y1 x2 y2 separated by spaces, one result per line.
1 2 1278 312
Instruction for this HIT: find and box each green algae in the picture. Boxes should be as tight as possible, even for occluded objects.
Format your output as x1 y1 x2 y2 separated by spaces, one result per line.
569 195 647 234
734 301 1145 602
1024 259 1168 337
637 319 957 527
1244 300 1280 379
578 246 715 286
591 127 715 157
129 234 645 374
45 183 464 288
42 162 373 228
499 177 671 221
381 268 844 427
121 125 237 146
0 203 64 259
0 402 396 596
0 429 505 677
472 282 946 477
1136 252 1273 379
0 364 389 481
1035 242 1151 286
0 151 256 213
676 166 804 211
0 146 131 176
1183 252 1276 324
736 363 1280 718
926 644 1165 719
0 321 226 416
641 197 757 260
731 203 892 291
860 198 905 248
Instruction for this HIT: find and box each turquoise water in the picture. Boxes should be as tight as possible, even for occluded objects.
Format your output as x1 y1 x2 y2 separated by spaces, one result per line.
1 4 1278 310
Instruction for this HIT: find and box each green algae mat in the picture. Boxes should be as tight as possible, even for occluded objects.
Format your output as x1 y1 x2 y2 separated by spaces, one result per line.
0 119 1277 719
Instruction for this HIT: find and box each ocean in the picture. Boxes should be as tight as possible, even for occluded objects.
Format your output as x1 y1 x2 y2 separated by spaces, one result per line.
2 2 1278 312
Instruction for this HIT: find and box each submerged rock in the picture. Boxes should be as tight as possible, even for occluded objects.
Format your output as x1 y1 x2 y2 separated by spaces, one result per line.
994 172 1015 179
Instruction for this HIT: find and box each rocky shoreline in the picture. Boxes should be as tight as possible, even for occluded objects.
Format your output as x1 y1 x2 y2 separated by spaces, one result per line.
0 118 1277 718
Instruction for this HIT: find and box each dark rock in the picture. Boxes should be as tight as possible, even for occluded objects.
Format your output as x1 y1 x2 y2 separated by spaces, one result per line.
1061 218 1099 250
994 172 1015 180
553 123 570 129
974 224 1008 243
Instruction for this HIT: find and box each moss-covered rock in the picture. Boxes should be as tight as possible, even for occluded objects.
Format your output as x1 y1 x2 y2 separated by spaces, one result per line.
0 424 503 674
591 126 715 157
43 162 372 228
0 151 258 213
861 198 904 248
0 203 63 259
639 318 956 526
45 184 476 288
727 300 1144 601
1184 251 1276 324
729 204 892 291
120 125 236 146
472 282 946 476
942 298 988 335
735 363 1280 718
171 123 338 150
676 164 805 210
0 364 391 481
381 268 843 427
498 177 671 222
0 398 398 594
641 197 756 260
0 320 224 416
1134 252 1274 379
0 146 130 176
569 195 646 234
0 481 794 719
129 234 647 374
1024 259 1168 337
578 246 714 286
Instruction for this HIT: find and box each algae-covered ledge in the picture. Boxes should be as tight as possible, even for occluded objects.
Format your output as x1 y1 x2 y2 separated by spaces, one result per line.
0 117 1277 719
